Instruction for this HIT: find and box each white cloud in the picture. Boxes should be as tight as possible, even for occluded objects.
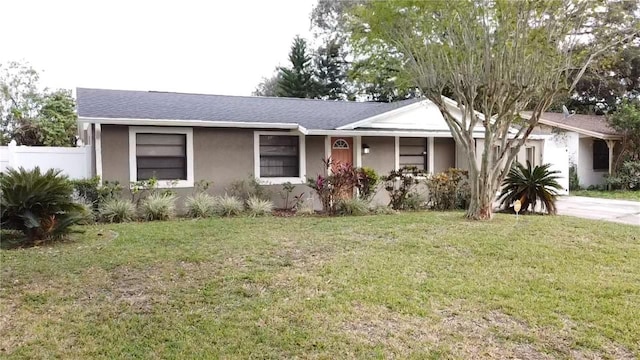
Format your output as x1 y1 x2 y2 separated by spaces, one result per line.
2 0 316 95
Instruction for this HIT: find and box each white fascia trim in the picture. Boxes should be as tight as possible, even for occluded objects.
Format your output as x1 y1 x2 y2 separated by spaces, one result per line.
536 119 620 140
336 101 427 130
254 130 306 185
307 129 486 138
78 116 306 132
129 126 194 188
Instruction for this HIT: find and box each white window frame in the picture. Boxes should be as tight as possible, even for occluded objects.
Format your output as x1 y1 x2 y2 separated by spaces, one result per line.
129 126 194 188
254 131 306 185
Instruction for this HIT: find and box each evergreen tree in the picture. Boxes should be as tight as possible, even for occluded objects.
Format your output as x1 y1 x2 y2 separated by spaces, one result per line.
277 36 318 98
315 39 351 100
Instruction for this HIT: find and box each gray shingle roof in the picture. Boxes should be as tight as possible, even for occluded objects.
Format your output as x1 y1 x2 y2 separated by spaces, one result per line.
76 88 421 130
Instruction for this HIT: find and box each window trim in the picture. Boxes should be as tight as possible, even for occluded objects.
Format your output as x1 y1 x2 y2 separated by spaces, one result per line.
254 131 306 185
129 126 194 188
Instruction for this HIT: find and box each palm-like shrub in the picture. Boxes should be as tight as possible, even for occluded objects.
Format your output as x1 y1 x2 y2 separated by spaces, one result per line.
140 193 176 221
336 198 370 216
185 192 216 218
0 167 84 243
246 196 274 217
499 162 563 214
99 198 136 223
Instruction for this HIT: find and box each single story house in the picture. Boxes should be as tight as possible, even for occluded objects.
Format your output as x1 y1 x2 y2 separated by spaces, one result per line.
76 88 558 207
524 112 623 189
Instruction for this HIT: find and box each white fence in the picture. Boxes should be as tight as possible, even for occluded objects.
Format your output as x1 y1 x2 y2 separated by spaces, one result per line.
0 142 92 179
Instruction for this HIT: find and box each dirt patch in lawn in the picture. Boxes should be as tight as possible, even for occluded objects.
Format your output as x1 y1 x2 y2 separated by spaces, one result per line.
338 302 633 359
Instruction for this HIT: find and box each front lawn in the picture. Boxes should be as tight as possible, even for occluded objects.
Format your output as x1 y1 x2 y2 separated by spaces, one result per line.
1 213 639 359
572 189 640 202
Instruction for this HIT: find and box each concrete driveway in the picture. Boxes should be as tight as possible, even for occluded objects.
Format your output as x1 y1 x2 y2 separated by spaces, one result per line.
556 196 640 226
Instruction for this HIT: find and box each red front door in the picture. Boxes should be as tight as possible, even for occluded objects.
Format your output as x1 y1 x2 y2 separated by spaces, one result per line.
330 137 353 168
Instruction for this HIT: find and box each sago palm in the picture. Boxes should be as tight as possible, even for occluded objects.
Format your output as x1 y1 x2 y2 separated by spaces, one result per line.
498 161 563 214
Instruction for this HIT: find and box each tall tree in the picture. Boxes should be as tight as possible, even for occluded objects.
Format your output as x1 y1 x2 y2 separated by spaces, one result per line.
349 0 639 220
311 0 418 102
315 39 352 100
253 72 281 97
0 61 77 146
277 36 319 98
608 100 640 169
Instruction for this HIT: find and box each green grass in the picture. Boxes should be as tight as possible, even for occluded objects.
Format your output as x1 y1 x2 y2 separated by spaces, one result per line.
1 213 639 359
572 189 640 201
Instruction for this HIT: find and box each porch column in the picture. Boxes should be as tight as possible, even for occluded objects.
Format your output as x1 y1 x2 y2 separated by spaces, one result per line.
606 139 616 175
95 123 103 184
354 136 362 167
324 135 332 175
427 137 435 174
394 136 400 171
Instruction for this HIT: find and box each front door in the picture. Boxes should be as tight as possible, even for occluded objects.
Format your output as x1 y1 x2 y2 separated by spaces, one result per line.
330 137 353 168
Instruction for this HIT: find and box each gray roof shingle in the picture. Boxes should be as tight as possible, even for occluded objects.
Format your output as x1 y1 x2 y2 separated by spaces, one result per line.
76 88 421 130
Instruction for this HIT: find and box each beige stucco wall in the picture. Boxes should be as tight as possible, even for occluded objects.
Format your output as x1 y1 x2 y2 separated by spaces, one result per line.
100 125 129 185
434 138 456 173
362 136 395 174
99 127 330 209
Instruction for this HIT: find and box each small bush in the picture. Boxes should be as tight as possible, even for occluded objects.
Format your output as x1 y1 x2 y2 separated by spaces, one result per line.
141 193 176 221
0 167 85 244
606 160 640 190
425 168 470 211
185 192 216 218
336 198 370 216
214 195 244 217
246 196 274 217
99 198 136 223
70 176 101 207
228 176 271 202
569 164 581 191
382 166 425 210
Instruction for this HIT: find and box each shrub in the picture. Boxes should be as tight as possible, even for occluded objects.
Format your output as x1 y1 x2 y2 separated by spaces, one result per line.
279 182 305 210
140 193 176 221
358 167 380 200
498 161 562 214
99 198 136 223
569 164 581 191
70 176 101 207
0 167 85 244
307 159 363 214
184 192 216 218
214 195 244 216
336 198 370 216
606 160 640 190
382 166 425 210
425 168 470 211
98 180 123 203
228 175 271 202
246 196 274 216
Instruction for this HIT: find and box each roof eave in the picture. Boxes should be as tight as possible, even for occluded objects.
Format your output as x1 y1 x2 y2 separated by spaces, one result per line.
537 119 621 140
78 116 307 133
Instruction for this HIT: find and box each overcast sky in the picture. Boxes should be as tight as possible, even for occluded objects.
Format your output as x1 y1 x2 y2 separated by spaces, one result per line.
2 0 317 96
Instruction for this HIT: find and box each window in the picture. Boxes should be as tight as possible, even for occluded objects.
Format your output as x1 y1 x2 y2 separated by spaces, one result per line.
526 147 535 166
136 133 186 181
332 139 349 149
129 127 194 188
399 137 427 170
256 133 304 181
593 139 609 170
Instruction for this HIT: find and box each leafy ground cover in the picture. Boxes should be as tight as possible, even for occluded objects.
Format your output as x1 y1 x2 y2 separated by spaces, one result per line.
1 212 639 359
572 189 640 202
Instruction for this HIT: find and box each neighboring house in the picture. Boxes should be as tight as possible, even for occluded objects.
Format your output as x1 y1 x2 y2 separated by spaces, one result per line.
524 112 623 189
76 88 555 207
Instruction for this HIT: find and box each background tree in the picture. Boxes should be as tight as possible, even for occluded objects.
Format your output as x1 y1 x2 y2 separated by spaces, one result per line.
349 0 639 220
252 72 281 97
276 36 319 98
608 100 640 169
315 39 352 100
0 61 77 146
